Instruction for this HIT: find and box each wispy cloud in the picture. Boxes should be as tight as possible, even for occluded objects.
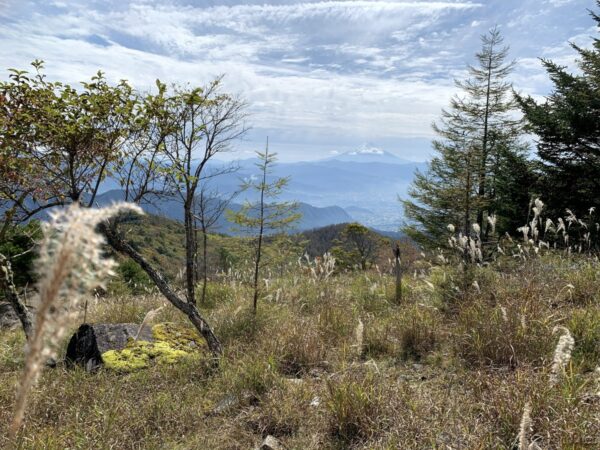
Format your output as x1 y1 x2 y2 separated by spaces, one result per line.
0 0 594 161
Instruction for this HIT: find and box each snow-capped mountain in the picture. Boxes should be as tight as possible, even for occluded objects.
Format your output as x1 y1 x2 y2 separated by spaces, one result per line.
327 144 412 164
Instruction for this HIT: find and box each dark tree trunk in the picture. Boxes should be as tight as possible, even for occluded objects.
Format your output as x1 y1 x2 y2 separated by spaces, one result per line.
100 223 223 357
252 160 267 314
184 198 196 305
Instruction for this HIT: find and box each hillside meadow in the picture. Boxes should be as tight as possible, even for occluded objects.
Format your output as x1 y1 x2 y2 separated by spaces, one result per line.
1 229 599 449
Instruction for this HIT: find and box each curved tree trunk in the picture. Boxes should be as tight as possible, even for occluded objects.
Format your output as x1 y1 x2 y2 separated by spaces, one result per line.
100 223 223 357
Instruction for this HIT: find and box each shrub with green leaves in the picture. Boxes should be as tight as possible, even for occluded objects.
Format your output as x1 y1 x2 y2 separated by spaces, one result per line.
0 221 41 288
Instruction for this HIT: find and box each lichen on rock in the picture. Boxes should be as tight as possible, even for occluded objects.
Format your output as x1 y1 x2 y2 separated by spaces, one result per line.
101 322 205 372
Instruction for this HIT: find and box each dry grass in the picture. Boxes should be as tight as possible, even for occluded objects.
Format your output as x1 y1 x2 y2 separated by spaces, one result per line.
1 253 600 449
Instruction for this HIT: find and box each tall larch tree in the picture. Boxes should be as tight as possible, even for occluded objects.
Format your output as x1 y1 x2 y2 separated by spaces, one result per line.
403 27 531 248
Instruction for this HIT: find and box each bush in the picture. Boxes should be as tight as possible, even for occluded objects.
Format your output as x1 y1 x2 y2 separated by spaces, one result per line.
363 318 397 359
364 305 439 361
270 317 327 376
217 305 269 345
562 260 600 306
111 259 152 294
196 281 234 307
245 381 313 437
397 306 439 361
0 221 42 287
223 356 281 401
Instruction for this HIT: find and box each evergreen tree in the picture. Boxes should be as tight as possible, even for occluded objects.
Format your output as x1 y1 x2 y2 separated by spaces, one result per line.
228 141 300 313
403 28 529 248
517 3 600 217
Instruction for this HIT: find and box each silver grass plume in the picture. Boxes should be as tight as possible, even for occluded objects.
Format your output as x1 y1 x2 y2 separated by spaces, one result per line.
9 202 143 438
549 326 575 386
354 318 364 357
134 305 166 341
517 402 541 449
487 214 497 235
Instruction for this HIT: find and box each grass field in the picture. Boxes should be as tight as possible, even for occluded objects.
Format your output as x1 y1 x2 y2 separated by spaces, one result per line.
1 251 599 449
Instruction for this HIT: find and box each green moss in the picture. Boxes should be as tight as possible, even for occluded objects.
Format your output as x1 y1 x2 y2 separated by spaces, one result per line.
102 347 151 371
101 323 205 372
151 322 207 351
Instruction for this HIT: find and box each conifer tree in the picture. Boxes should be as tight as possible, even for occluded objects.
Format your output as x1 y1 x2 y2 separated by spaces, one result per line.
517 3 600 218
403 28 529 248
229 140 300 313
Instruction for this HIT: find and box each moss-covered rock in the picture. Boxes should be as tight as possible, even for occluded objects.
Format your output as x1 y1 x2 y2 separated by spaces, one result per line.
152 322 207 351
101 323 205 372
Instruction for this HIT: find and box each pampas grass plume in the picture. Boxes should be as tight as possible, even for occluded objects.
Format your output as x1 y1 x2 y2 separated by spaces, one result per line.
9 202 142 439
549 326 575 386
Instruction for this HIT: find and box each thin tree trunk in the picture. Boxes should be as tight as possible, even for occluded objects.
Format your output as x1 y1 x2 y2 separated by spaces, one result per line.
252 232 263 313
101 223 223 357
201 228 208 304
0 254 33 340
252 147 268 314
464 153 472 237
393 244 402 304
477 52 494 233
184 198 196 305
194 217 200 286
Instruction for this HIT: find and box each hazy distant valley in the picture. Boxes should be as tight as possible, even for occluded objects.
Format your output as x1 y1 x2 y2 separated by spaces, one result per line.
100 146 426 233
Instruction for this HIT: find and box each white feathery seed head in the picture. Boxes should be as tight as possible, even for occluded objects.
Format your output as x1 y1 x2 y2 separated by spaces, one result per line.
135 304 166 341
10 202 143 438
354 318 364 356
487 214 497 234
517 402 541 450
35 202 143 357
550 326 575 386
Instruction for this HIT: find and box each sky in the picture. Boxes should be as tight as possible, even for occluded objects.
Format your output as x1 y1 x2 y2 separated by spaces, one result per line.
0 0 596 162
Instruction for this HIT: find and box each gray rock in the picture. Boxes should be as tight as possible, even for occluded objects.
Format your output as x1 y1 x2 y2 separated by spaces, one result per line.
0 302 19 329
212 394 239 415
257 435 284 450
65 323 154 371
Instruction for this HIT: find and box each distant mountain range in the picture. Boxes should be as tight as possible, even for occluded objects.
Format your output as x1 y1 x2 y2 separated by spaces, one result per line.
7 145 425 233
95 145 427 232
92 189 352 234
205 147 427 231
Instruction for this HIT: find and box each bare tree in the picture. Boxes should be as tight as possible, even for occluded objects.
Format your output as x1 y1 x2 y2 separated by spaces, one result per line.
163 79 248 306
194 178 239 304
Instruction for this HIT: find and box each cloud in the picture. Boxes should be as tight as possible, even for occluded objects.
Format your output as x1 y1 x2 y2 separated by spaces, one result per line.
0 0 593 161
